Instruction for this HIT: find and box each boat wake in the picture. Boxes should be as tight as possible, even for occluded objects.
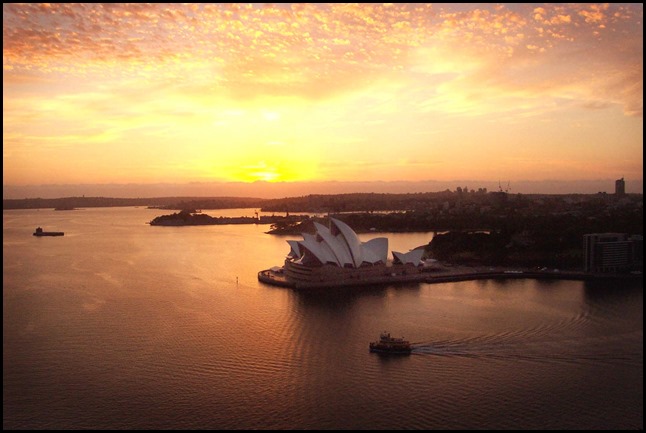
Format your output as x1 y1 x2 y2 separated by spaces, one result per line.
411 340 556 361
409 335 641 366
406 298 642 365
410 342 477 357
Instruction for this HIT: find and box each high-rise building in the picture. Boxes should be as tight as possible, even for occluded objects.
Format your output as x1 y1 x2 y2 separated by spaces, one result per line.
615 177 626 196
584 233 636 273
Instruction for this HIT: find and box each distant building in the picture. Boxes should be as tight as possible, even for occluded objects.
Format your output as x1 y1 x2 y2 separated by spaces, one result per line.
630 235 644 271
615 177 626 196
583 233 641 273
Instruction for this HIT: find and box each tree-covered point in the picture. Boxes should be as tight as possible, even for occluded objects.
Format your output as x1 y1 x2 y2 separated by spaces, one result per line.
266 193 642 271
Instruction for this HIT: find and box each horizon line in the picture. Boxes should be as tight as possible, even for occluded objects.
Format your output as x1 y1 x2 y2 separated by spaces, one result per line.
3 178 642 200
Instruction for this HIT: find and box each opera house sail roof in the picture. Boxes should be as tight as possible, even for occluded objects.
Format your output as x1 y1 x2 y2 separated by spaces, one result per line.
259 217 428 288
285 217 423 268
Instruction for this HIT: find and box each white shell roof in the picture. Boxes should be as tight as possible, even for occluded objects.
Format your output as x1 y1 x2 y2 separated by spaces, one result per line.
287 217 389 268
314 222 354 266
330 218 364 267
286 240 301 259
362 237 389 264
392 249 424 265
301 233 337 265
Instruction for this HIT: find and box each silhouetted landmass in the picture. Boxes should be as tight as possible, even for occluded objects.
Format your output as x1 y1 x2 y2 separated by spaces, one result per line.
260 191 466 212
265 191 643 271
3 196 266 210
422 231 575 269
5 190 642 271
149 210 310 226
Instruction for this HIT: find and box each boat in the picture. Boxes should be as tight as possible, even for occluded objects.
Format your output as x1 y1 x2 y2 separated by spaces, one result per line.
33 227 64 237
369 331 412 354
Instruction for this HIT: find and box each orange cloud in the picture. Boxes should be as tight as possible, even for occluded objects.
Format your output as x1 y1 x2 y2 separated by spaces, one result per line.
3 3 642 188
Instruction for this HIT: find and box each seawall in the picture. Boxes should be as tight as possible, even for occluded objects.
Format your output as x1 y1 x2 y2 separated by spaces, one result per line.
258 266 642 290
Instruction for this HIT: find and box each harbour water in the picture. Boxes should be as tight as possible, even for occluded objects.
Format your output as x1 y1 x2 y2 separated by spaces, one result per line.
3 207 643 429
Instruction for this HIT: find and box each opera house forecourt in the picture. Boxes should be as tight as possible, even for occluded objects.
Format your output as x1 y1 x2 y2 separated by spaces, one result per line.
258 217 428 289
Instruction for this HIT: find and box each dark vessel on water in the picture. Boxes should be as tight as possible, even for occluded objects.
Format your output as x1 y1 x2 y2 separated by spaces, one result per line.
33 227 64 237
369 331 413 354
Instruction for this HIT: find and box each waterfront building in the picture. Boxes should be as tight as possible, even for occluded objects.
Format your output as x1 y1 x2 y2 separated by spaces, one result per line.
628 235 644 271
260 217 426 288
583 233 639 273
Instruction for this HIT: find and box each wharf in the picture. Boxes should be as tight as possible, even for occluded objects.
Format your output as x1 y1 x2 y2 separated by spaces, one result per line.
258 266 641 289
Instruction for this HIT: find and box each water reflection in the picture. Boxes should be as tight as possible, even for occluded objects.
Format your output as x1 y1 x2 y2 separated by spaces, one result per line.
3 208 643 430
582 279 643 325
583 278 642 300
289 282 423 309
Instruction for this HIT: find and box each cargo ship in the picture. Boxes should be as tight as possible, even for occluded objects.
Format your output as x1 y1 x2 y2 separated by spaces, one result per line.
33 227 64 237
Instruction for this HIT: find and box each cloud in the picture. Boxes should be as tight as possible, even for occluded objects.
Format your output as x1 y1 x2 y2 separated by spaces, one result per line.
3 3 641 113
2 3 642 189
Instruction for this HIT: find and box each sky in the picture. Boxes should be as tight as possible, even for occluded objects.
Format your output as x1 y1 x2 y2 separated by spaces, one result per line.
3 3 643 198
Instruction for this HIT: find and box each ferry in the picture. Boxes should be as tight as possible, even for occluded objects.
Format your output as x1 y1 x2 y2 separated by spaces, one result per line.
369 331 412 354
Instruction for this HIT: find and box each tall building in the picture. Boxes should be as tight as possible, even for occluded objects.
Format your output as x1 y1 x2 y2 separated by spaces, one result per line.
615 177 625 196
584 233 636 273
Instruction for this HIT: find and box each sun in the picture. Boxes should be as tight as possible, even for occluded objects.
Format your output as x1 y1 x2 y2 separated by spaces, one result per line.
226 159 318 183
248 161 280 182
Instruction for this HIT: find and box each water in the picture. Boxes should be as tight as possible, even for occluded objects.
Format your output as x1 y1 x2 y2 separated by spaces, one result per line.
3 207 643 429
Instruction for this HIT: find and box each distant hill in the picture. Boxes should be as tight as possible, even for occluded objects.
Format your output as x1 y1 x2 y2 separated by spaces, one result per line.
2 196 266 210
4 191 643 215
3 179 642 200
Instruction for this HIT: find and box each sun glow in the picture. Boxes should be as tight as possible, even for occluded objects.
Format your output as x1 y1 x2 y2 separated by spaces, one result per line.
2 3 642 192
244 161 281 182
224 154 320 183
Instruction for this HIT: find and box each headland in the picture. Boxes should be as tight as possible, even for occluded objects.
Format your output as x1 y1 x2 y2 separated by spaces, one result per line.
258 214 642 290
148 209 309 226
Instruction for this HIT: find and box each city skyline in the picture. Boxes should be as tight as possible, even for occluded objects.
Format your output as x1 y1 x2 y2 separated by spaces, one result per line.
1 178 642 200
3 3 643 198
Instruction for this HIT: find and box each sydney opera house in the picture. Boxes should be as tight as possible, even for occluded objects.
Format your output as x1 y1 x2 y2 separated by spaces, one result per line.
258 217 427 289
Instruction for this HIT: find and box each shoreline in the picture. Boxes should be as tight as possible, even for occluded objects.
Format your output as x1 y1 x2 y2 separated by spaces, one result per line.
258 265 642 289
